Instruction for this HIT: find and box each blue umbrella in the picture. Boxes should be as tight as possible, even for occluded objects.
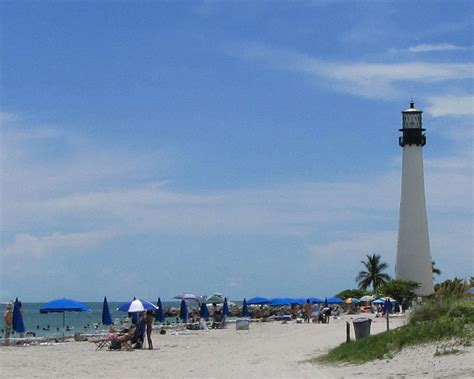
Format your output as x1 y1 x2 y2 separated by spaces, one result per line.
292 298 307 305
247 297 270 305
12 298 25 335
156 298 165 323
270 297 294 306
327 297 344 304
223 298 229 316
102 297 113 326
242 298 249 317
179 299 188 322
200 303 210 318
308 297 324 304
117 299 157 312
40 298 91 337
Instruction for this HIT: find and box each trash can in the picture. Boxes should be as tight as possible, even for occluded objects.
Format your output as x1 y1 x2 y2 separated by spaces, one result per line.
352 317 372 340
236 318 250 331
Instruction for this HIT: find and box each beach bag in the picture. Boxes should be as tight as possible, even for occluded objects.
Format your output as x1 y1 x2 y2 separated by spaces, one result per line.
109 340 121 350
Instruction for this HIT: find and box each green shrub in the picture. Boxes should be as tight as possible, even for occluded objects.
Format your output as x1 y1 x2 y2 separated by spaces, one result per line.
313 298 473 365
447 303 474 321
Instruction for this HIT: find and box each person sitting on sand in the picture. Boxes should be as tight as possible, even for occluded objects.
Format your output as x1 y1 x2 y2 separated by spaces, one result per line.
112 324 140 350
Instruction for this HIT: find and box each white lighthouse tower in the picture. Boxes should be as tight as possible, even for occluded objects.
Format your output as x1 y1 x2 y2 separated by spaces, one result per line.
396 101 434 295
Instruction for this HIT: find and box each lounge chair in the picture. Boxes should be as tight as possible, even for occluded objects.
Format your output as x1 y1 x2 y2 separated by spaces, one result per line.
211 314 227 329
89 332 117 350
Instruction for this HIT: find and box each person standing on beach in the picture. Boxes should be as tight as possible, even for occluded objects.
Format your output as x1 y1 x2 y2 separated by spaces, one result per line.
303 300 312 323
144 310 154 350
3 303 13 340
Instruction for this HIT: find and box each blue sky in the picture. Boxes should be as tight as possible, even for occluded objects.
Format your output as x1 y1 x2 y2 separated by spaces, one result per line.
1 1 472 302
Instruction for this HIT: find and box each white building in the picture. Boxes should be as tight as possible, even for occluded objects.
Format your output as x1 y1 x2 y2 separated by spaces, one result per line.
395 101 434 295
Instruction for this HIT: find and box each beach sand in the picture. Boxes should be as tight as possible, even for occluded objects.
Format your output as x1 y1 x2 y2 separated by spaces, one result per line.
1 314 472 378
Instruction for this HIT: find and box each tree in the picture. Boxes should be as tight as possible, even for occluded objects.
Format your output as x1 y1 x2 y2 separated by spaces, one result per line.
432 260 441 280
356 254 391 291
378 280 419 303
434 277 470 298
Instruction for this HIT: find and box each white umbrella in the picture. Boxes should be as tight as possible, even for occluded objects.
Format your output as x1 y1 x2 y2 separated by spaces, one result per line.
174 293 201 302
129 299 146 312
360 295 376 302
206 294 225 304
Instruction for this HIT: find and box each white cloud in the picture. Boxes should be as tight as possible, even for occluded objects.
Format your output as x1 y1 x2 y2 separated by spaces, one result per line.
405 43 468 53
0 111 20 123
233 44 473 99
1 116 471 269
426 95 474 117
310 231 397 259
2 230 114 257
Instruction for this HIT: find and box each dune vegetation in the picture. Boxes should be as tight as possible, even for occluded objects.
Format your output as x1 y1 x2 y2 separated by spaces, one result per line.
313 281 473 365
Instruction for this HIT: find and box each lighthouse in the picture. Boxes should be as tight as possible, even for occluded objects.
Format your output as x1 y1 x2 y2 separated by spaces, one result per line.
395 101 434 295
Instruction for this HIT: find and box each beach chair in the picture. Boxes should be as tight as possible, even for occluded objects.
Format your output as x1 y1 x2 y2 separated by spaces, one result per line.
212 314 227 329
93 338 111 351
89 333 114 350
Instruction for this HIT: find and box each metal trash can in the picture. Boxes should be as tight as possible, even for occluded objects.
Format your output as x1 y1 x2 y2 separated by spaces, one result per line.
236 318 250 331
352 317 372 340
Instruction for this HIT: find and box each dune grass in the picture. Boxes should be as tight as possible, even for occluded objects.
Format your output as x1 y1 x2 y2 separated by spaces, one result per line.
312 299 474 365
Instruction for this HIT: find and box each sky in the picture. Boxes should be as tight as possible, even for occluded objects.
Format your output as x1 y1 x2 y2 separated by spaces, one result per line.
0 0 472 302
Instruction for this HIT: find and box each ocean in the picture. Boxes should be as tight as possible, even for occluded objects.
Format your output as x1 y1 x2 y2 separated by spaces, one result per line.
1 301 184 338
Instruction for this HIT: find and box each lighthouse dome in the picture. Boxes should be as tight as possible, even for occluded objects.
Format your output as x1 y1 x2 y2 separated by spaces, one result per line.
403 101 422 113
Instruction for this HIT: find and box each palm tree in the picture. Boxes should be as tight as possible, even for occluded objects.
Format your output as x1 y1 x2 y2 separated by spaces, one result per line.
356 254 391 291
432 260 441 280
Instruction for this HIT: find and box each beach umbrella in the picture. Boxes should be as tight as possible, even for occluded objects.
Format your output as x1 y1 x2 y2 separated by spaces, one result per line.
156 298 165 323
344 298 360 304
308 297 324 304
40 298 91 338
174 293 201 303
223 298 229 316
242 298 249 317
373 297 396 304
129 299 146 313
102 297 113 326
206 294 225 304
246 297 270 305
327 297 344 304
179 300 188 322
270 298 293 306
12 298 25 335
360 295 376 302
200 303 210 319
292 298 307 305
117 299 157 312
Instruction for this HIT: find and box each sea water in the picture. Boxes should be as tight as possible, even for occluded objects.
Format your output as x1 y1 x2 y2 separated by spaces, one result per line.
1 301 183 338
